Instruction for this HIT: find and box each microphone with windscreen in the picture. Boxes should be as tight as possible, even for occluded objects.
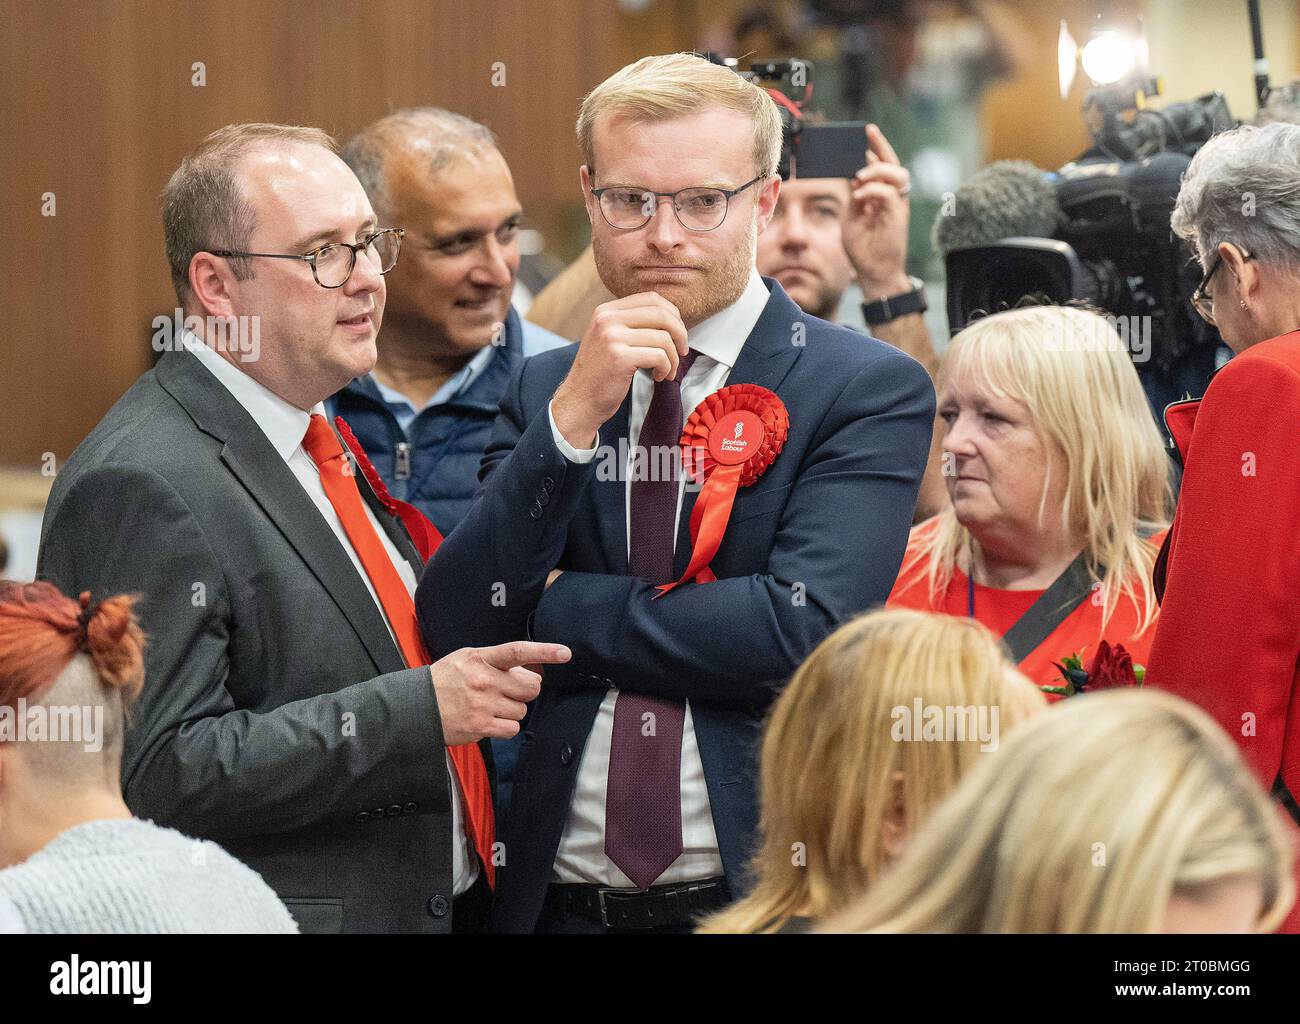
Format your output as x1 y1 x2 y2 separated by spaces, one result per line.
933 149 1220 410
932 160 1062 255
933 161 1088 334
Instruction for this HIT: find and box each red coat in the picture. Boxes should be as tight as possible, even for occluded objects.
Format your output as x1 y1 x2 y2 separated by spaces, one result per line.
1147 329 1300 930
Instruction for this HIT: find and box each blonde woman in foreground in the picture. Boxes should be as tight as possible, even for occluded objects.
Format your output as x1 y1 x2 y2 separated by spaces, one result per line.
822 688 1295 933
698 609 1045 934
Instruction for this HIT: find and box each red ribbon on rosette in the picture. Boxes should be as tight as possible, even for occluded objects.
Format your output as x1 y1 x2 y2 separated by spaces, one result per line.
655 383 789 597
335 416 445 562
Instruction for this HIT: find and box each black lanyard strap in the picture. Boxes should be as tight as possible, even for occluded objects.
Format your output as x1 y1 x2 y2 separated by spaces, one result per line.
998 553 1095 665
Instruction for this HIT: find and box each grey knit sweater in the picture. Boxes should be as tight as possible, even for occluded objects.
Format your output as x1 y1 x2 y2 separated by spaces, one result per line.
0 818 298 933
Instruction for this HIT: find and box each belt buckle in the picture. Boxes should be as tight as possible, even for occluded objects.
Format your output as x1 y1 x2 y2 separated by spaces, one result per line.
595 886 626 929
595 885 657 929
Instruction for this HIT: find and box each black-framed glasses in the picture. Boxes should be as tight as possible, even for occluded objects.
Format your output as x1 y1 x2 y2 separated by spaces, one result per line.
1192 244 1251 325
209 228 404 289
589 174 765 232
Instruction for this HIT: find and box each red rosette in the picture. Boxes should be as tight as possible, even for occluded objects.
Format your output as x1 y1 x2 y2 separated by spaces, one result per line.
678 383 790 487
655 384 789 596
335 415 444 562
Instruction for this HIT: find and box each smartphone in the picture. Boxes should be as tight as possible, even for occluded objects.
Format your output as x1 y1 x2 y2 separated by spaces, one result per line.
793 123 867 179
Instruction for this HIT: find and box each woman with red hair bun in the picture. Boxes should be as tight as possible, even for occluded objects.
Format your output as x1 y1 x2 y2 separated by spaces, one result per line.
0 581 296 933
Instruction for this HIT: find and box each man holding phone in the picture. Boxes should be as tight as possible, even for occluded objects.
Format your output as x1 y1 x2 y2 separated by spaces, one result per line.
758 122 946 520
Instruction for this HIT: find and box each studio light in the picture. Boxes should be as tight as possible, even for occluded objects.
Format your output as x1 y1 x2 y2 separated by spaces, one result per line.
1081 30 1140 85
1058 19 1150 98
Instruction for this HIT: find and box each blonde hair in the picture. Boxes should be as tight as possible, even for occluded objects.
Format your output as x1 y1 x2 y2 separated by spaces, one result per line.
897 305 1171 633
697 609 1045 934
824 688 1296 933
576 53 783 178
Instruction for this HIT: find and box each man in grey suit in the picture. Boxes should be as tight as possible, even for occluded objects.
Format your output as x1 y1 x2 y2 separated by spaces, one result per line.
37 123 569 933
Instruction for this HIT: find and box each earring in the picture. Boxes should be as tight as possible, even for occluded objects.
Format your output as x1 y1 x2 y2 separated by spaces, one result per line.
1240 299 1249 310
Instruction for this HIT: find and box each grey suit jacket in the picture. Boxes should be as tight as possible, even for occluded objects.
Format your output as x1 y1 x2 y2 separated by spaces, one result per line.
38 348 458 933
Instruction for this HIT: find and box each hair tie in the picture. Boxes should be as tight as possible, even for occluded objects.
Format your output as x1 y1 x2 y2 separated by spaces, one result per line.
75 591 98 649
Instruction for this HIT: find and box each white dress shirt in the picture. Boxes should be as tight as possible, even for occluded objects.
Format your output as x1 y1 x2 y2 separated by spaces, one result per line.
182 333 478 895
546 269 771 887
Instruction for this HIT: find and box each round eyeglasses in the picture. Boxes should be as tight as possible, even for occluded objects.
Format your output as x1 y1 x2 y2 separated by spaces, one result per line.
209 228 404 289
590 175 764 232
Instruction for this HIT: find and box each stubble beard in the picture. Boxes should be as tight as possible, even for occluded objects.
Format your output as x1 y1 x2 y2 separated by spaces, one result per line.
593 216 758 329
808 280 843 323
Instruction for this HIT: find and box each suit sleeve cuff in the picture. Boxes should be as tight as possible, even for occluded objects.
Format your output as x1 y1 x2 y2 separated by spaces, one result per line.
548 399 599 464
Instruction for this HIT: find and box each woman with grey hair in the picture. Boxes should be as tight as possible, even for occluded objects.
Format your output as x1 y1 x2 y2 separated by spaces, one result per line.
1148 122 1300 933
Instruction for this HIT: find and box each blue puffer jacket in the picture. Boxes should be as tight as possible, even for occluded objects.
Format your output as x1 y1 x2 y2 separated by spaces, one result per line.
328 307 568 536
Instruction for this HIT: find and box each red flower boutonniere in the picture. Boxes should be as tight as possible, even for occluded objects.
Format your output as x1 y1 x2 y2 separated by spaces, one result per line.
1041 640 1146 698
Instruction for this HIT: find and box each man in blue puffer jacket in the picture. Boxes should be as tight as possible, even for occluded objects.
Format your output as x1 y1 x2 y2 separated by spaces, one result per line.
329 108 571 824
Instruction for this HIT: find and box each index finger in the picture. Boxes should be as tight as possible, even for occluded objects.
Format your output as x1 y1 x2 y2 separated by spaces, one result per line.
603 291 675 313
478 641 572 670
866 123 900 167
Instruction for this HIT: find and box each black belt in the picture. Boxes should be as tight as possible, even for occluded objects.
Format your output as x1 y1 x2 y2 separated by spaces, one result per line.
546 877 730 931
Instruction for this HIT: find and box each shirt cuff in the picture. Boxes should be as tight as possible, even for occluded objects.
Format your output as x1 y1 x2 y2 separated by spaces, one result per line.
548 399 599 464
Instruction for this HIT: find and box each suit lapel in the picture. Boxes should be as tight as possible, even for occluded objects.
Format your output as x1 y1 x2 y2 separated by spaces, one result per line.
673 281 805 577
157 350 406 676
1162 397 1201 466
723 279 806 391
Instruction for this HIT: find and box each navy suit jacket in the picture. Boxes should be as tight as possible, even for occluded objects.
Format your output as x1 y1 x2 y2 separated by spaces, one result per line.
416 279 935 932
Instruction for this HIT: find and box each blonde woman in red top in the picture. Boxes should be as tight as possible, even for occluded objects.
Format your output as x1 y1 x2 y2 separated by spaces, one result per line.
888 305 1171 691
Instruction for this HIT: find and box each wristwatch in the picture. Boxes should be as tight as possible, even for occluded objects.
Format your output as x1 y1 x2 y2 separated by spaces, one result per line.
861 276 927 326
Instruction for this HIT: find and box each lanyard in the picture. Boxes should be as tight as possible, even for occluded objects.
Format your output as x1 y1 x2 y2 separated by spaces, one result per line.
968 552 1094 665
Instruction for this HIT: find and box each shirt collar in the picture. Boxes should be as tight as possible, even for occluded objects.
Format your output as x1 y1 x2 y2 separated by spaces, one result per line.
684 268 770 369
182 331 324 460
368 342 496 415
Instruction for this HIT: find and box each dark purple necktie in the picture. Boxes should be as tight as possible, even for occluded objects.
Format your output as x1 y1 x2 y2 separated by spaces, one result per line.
605 348 699 889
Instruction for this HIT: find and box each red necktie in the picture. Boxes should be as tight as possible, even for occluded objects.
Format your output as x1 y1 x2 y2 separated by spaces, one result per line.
302 414 494 887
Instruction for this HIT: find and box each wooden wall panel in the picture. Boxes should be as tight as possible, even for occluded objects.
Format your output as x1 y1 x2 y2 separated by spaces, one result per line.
0 0 711 468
